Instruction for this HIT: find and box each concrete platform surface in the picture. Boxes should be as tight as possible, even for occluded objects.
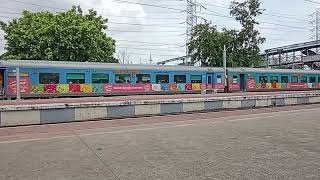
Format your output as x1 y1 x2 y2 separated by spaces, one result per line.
1 91 319 106
0 104 320 180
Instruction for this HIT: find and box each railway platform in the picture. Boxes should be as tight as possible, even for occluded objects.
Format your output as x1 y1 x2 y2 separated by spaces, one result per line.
0 104 319 179
0 91 317 106
0 91 320 127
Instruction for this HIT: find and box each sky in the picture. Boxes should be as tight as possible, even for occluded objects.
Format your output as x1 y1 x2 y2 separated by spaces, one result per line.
0 0 318 64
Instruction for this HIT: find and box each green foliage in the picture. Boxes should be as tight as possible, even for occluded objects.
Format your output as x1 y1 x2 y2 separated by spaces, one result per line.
188 0 265 67
0 6 117 62
188 24 237 67
230 0 265 66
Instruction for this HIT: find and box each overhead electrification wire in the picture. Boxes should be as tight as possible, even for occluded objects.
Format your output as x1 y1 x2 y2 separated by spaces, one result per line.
11 0 65 11
116 43 184 47
4 0 310 31
110 0 185 12
197 9 312 31
198 0 309 22
0 44 184 57
108 15 184 20
108 30 184 33
0 9 185 21
116 39 184 46
118 46 184 51
108 22 186 28
116 52 183 57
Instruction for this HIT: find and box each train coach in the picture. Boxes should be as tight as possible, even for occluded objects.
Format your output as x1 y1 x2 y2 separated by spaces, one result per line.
228 68 320 92
0 60 225 99
1 60 320 99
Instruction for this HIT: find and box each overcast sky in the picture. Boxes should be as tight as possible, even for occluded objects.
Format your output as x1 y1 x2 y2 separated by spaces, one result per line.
0 0 318 64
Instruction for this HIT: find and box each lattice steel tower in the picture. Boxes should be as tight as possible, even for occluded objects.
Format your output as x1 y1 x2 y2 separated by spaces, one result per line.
186 0 197 64
311 8 320 41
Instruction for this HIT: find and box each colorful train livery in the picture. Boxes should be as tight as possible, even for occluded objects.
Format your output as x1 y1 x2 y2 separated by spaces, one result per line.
0 60 225 98
1 60 320 99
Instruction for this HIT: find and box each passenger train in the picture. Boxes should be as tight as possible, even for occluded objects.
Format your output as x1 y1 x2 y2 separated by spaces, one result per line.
1 60 320 99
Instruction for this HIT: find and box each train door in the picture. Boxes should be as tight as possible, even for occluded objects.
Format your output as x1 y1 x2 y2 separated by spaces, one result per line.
0 69 4 96
207 74 213 85
240 74 246 91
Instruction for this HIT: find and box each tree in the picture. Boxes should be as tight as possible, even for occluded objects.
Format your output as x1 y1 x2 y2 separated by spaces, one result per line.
188 0 265 67
0 6 117 62
188 24 238 67
230 0 265 67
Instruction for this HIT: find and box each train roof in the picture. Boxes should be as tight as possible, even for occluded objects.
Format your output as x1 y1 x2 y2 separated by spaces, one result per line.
1 60 320 74
0 60 224 72
228 67 320 75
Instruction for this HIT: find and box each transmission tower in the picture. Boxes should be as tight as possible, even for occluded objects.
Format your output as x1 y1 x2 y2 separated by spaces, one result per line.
311 8 320 41
186 0 197 64
310 8 320 54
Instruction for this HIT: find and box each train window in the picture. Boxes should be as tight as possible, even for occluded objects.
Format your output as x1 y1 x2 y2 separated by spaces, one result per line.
39 73 59 84
259 76 268 83
291 76 298 83
271 76 279 83
318 77 320 83
115 74 131 84
301 76 307 83
281 76 289 83
66 73 85 84
174 75 186 83
309 76 316 83
217 75 222 83
136 74 151 84
156 75 169 84
232 76 238 83
92 73 109 84
191 75 202 83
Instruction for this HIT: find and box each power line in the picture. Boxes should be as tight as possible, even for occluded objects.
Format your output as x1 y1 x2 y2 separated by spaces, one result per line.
199 0 309 22
0 45 183 58
1 1 311 31
108 30 184 33
110 0 185 12
108 22 186 28
11 0 184 13
116 39 184 46
0 15 13 19
112 34 186 38
107 15 184 20
0 9 186 21
197 10 312 31
11 0 66 11
118 46 185 51
117 52 183 57
0 32 186 38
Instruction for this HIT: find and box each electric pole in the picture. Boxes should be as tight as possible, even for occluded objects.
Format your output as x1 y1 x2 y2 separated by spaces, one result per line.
149 52 153 65
223 45 227 87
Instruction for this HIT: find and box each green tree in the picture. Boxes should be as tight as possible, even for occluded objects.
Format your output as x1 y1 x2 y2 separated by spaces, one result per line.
0 6 117 62
230 0 265 67
188 24 238 67
188 0 264 67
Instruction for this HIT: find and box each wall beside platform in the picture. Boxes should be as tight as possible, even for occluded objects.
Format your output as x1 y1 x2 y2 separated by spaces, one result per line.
1 92 320 127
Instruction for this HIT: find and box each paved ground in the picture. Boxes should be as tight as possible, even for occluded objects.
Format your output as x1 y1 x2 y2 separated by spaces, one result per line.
0 104 320 180
1 91 319 106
